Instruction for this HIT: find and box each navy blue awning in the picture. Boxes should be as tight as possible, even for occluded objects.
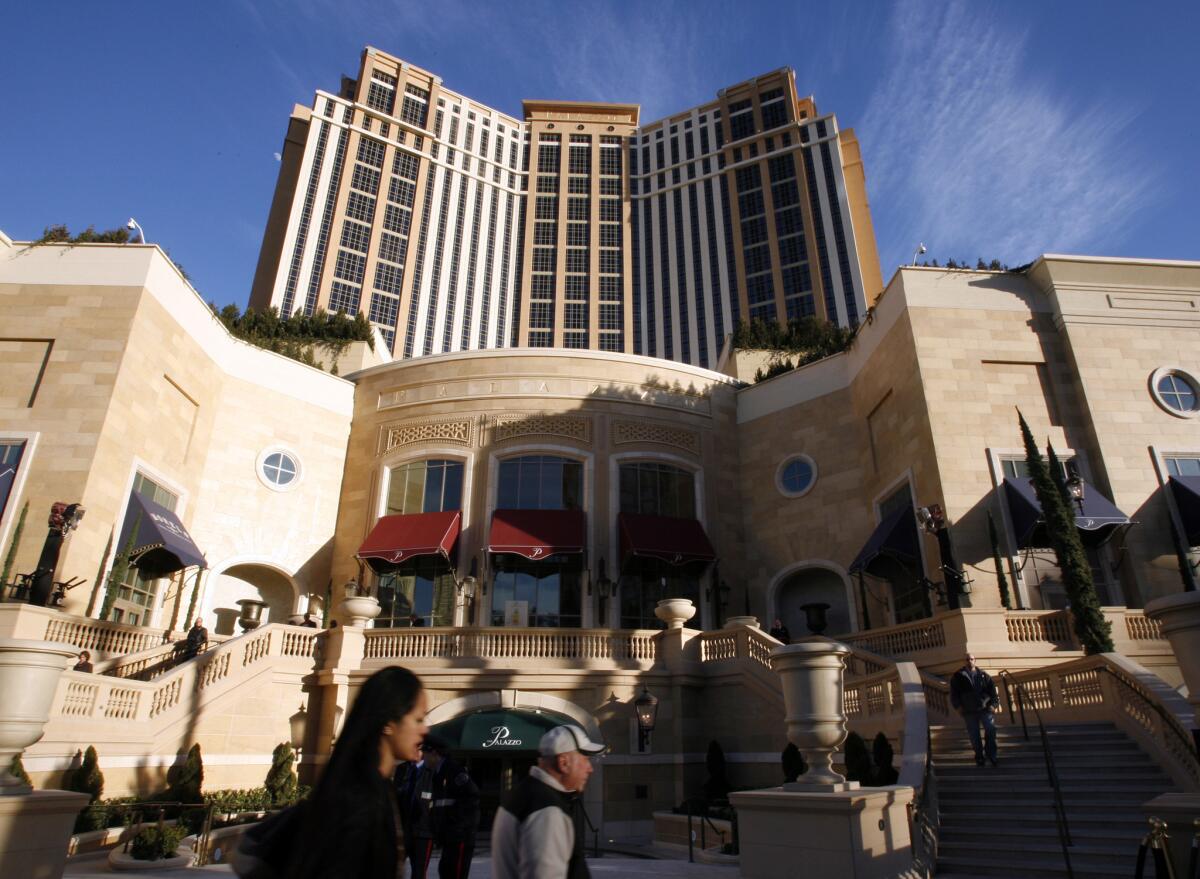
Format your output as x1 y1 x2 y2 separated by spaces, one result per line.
848 506 921 574
117 493 207 578
1169 476 1200 547
1003 477 1131 549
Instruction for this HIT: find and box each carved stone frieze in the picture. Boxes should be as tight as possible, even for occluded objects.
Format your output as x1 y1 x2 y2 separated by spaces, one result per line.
611 420 700 454
378 417 474 455
490 413 592 444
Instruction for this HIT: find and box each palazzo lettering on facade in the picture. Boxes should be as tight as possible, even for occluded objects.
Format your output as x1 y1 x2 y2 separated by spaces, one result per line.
482 726 522 748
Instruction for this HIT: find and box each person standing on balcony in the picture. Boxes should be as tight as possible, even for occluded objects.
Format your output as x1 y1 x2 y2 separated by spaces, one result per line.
492 725 606 879
183 617 208 659
769 618 791 644
950 653 1000 766
73 650 93 672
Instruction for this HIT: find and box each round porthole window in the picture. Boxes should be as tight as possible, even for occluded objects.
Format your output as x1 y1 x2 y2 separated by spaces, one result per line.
1150 367 1200 418
257 448 302 491
777 455 817 498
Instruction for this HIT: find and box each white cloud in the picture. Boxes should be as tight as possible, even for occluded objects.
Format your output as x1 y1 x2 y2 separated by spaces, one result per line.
857 0 1156 270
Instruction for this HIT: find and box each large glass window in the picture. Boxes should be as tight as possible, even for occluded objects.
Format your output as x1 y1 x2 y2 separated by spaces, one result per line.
619 462 696 518
496 456 582 510
0 440 27 523
619 559 700 629
1166 456 1200 477
386 460 464 515
491 556 582 628
377 557 456 627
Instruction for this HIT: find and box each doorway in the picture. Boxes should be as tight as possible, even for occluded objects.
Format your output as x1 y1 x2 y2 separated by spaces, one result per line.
457 753 537 832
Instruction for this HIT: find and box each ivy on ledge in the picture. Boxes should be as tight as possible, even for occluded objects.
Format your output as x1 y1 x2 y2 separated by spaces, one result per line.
730 318 856 383
210 304 374 371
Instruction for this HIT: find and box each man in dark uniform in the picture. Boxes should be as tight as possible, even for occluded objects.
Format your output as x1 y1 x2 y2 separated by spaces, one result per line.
424 737 480 879
396 746 436 879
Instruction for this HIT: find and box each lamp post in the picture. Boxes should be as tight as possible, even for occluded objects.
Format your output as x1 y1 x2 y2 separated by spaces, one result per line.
126 217 147 244
917 503 966 610
1066 473 1086 516
634 686 658 751
289 703 307 756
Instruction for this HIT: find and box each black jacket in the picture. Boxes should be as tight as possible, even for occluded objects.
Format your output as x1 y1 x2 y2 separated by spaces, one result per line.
430 758 480 844
491 767 589 879
950 666 999 714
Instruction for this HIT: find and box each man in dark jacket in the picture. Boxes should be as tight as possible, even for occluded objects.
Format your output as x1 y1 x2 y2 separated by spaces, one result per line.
399 746 437 879
491 725 606 879
950 653 1000 766
423 739 480 879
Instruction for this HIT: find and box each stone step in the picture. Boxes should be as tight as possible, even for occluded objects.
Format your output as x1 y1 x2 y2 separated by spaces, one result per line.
943 826 1146 847
936 853 1133 879
939 805 1147 826
938 777 1170 793
936 763 1166 778
941 839 1139 863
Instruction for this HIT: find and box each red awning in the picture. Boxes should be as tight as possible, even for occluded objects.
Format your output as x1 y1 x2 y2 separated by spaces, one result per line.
618 512 717 567
488 509 586 560
356 510 461 573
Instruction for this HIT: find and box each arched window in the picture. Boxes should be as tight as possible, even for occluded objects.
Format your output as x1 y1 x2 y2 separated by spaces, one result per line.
387 459 464 515
618 462 696 518
496 455 583 510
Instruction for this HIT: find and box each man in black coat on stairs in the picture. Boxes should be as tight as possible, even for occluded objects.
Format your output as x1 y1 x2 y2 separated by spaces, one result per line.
950 653 1000 767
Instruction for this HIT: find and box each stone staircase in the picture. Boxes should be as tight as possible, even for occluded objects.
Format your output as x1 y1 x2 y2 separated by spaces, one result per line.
933 722 1176 878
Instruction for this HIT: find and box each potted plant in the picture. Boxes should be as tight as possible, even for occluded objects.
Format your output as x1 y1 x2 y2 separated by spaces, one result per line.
108 821 192 871
338 579 381 627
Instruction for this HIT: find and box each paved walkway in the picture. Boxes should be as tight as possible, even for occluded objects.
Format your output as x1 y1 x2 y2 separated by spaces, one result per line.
65 852 738 877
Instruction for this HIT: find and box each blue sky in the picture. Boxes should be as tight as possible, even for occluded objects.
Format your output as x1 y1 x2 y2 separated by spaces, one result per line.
2 1 1196 309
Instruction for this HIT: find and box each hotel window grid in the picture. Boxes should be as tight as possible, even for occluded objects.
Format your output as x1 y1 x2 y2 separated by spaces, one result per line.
383 204 411 236
329 281 361 314
568 197 589 222
302 127 348 316
820 139 859 324
537 175 559 193
673 189 691 363
497 456 583 510
402 166 439 357
477 188 501 348
568 177 588 194
347 191 375 222
357 138 385 168
728 98 754 141
440 176 471 351
421 167 456 354
340 221 371 254
366 81 394 115
658 196 674 359
803 147 838 322
281 121 330 316
759 87 786 130
386 459 464 515
534 223 557 246
400 84 429 128
688 184 709 367
619 462 696 518
351 164 381 195
565 276 589 300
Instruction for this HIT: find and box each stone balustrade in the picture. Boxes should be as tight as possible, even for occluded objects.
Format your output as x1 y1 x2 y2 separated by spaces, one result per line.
361 626 659 666
0 603 172 660
996 653 1200 791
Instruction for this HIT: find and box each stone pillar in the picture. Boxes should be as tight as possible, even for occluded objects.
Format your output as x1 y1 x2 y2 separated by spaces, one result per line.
313 625 367 759
771 639 856 791
0 789 91 879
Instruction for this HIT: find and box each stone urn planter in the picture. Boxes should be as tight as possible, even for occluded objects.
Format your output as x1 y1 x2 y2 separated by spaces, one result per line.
654 598 696 630
769 638 857 791
340 595 382 627
1145 590 1200 726
235 598 268 632
723 615 760 629
108 845 194 871
0 637 77 794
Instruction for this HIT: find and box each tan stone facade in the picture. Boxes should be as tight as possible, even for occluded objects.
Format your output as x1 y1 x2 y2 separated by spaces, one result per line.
2 235 1197 840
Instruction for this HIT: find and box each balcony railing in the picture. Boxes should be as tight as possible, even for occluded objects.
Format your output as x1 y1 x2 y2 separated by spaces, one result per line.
362 627 659 665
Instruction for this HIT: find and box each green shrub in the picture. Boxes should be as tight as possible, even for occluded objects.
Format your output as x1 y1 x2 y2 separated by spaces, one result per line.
167 744 204 805
205 787 273 814
264 743 298 806
9 754 32 789
872 733 899 785
781 743 807 783
66 746 105 833
129 823 186 861
702 740 731 803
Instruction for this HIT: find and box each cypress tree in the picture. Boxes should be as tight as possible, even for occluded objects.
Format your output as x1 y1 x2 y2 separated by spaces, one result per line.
0 500 29 589
183 569 203 632
264 743 298 806
1018 412 1113 653
100 512 140 621
781 743 807 783
843 732 873 784
168 743 204 804
987 511 1012 610
85 529 113 617
65 745 105 832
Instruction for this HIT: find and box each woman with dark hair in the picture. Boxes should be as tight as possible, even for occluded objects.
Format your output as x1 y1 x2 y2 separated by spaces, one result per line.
237 666 427 879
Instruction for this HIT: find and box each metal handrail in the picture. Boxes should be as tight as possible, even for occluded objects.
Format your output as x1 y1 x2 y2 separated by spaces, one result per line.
577 799 600 858
999 669 1075 879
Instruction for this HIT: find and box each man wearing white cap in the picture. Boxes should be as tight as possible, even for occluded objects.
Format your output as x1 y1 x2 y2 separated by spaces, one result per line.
491 724 605 879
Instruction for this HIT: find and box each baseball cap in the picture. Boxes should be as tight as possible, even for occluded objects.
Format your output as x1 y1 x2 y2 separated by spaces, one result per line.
538 724 606 757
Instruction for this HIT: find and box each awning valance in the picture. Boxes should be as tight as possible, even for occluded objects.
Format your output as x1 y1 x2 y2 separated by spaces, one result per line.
1169 476 1200 547
848 506 920 575
488 509 586 560
356 510 461 574
618 512 717 567
1003 477 1132 548
118 493 207 578
429 708 582 753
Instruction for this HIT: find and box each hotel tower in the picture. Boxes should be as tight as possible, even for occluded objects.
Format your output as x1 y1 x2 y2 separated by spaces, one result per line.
250 47 882 367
